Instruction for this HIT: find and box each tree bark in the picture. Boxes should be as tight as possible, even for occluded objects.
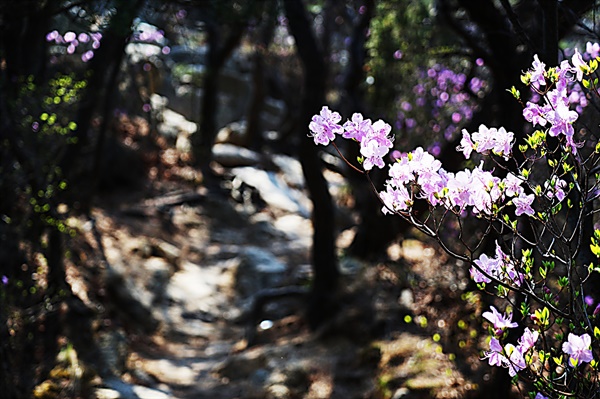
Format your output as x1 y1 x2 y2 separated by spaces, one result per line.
283 0 340 329
191 13 245 185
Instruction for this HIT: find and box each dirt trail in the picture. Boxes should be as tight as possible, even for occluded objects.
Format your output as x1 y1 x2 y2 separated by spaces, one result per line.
70 165 491 399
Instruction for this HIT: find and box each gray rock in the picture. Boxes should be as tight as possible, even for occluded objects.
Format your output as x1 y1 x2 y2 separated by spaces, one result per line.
157 108 197 139
230 167 311 217
150 240 181 266
212 143 261 167
233 246 287 298
271 154 304 188
96 377 172 399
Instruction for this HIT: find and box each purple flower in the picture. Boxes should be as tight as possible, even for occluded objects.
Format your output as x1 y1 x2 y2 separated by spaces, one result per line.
523 102 548 127
504 343 526 377
586 42 600 59
503 173 524 197
1 275 7 285
361 139 388 170
545 176 567 202
491 127 514 160
484 337 505 367
483 339 525 377
517 327 539 353
585 296 595 307
457 130 474 159
458 125 514 160
513 192 535 216
535 393 548 399
342 113 372 142
308 106 343 146
81 50 94 62
380 185 411 214
572 48 586 81
470 253 495 284
529 54 547 87
562 333 593 367
482 305 518 332
358 119 393 170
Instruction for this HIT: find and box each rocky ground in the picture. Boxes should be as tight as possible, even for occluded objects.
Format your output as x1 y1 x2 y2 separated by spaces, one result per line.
40 116 514 399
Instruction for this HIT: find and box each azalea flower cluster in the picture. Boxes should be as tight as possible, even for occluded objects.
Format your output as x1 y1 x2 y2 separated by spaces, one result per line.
521 50 590 153
309 108 394 170
310 109 541 219
470 242 523 287
482 304 593 379
308 49 600 397
382 128 535 218
483 305 538 377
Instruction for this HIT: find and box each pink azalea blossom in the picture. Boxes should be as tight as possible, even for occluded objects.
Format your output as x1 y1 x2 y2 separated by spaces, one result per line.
482 305 518 332
388 157 414 186
517 327 539 353
545 176 567 202
457 129 474 159
483 339 526 377
64 31 76 42
361 138 389 170
562 333 593 367
342 113 372 142
380 184 411 214
513 192 535 216
572 48 586 81
471 253 497 284
459 125 514 160
586 41 600 59
308 106 343 146
503 173 524 197
484 337 505 367
523 102 549 126
504 343 526 377
529 54 547 87
359 119 394 170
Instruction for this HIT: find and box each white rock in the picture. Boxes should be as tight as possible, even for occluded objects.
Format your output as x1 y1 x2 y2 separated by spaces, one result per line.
212 143 261 167
230 167 311 216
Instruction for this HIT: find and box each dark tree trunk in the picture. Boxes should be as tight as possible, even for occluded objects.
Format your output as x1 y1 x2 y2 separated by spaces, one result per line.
191 16 245 185
62 0 143 181
245 8 276 150
336 0 404 260
283 0 340 329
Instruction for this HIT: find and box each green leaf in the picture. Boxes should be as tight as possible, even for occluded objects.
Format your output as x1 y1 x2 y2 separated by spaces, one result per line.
553 355 563 366
558 276 569 288
583 78 591 89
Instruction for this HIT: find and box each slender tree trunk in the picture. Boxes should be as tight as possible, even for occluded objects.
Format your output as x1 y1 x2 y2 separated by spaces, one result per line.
245 8 276 150
191 18 244 185
337 0 404 259
284 0 340 329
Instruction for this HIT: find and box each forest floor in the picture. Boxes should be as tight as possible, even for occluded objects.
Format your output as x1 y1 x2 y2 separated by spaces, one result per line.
53 125 518 399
